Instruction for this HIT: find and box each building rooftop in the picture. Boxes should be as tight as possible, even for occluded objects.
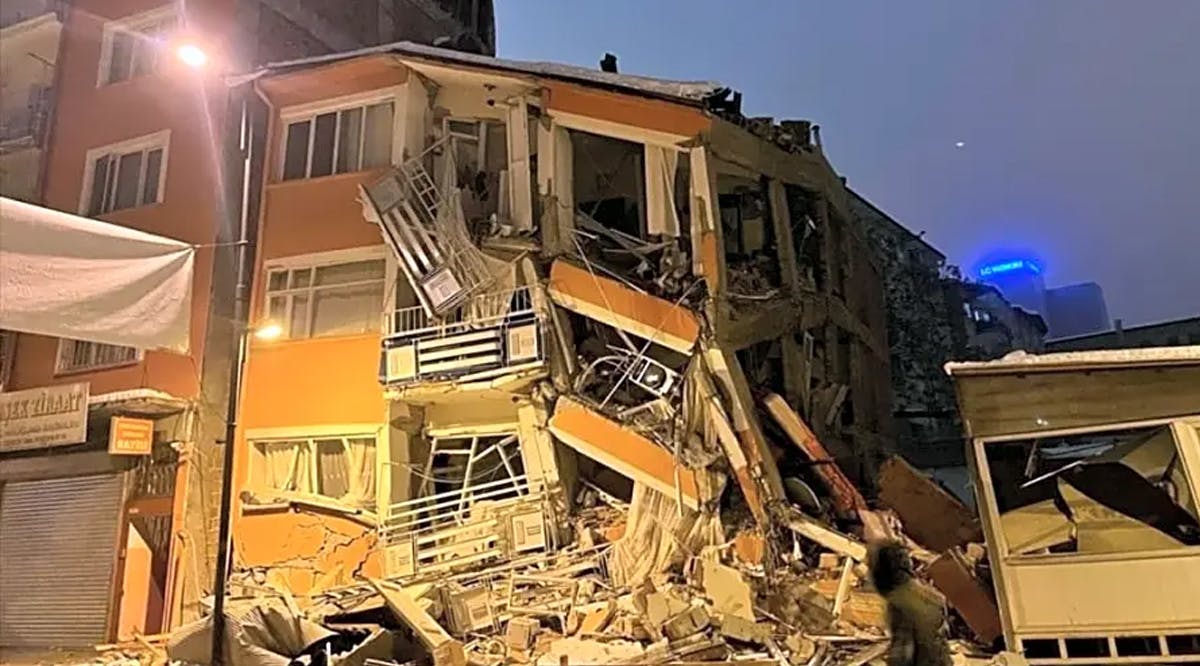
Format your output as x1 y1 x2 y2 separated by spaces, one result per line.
945 345 1200 375
239 40 730 107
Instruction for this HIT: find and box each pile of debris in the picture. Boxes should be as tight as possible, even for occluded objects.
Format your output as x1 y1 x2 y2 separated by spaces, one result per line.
160 446 1011 666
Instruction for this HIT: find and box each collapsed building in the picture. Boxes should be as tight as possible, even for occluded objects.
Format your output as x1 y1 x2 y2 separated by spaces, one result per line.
152 43 921 666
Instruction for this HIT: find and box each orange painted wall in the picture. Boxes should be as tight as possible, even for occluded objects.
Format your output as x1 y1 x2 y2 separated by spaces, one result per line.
8 0 238 398
234 510 382 595
544 81 711 138
259 171 388 260
230 86 395 592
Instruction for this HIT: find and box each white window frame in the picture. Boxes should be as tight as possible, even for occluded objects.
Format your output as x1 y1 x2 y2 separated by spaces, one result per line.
96 5 178 87
261 246 388 340
277 88 402 182
54 338 143 375
79 130 171 215
246 425 383 511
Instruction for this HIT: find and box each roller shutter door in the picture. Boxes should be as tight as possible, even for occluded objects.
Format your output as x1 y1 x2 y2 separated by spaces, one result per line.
0 474 122 647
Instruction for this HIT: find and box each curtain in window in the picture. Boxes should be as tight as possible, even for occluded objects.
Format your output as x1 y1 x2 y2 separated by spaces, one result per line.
258 441 312 494
344 437 377 509
644 145 681 237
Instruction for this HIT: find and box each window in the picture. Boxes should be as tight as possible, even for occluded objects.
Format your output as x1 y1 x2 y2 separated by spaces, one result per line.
250 435 377 508
83 132 168 215
99 8 177 85
281 100 394 180
264 254 386 339
982 423 1199 558
56 339 140 374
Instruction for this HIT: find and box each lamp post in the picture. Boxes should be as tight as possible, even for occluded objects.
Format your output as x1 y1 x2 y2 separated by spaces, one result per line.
175 42 274 665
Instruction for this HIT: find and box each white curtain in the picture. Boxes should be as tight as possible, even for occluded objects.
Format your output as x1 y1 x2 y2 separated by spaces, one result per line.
0 197 194 353
344 437 377 509
257 441 312 495
644 145 681 237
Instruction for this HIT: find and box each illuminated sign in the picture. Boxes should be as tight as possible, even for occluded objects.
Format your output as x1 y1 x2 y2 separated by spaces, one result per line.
979 259 1040 278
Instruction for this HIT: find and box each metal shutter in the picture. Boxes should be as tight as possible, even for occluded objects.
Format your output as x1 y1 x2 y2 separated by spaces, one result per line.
0 474 123 648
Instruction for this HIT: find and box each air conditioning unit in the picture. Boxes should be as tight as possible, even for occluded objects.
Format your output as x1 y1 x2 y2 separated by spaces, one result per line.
385 344 417 382
507 323 540 362
383 536 417 578
507 508 547 554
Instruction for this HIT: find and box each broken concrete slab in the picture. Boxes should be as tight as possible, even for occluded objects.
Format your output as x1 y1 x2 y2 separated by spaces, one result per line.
717 614 770 645
371 580 466 666
877 456 982 552
700 560 754 621
548 397 701 509
662 605 711 641
546 259 700 354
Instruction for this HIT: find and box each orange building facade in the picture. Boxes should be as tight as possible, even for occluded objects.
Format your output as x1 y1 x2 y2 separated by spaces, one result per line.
0 1 495 650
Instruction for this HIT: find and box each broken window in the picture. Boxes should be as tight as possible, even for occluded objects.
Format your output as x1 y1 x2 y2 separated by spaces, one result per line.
786 185 820 290
981 423 1199 558
572 129 646 239
718 173 782 294
437 117 508 228
249 435 377 509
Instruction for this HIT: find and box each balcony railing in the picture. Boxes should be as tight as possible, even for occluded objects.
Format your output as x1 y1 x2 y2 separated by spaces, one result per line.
379 284 545 386
379 475 551 579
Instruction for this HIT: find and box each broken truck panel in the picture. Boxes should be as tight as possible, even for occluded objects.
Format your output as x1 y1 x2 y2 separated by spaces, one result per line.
546 259 701 354
947 347 1200 659
548 396 701 509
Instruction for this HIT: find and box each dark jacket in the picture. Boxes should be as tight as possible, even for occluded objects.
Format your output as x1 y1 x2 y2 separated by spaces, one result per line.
869 541 953 666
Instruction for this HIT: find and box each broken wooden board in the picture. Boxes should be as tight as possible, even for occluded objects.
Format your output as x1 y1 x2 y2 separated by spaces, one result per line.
763 392 866 516
371 579 466 666
877 456 982 552
926 548 1002 645
780 506 868 562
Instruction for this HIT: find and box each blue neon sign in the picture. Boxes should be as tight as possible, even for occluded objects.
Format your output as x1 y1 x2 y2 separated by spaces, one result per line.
979 259 1041 278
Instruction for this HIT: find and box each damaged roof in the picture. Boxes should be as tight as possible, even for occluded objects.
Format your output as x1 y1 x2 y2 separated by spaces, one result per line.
945 344 1200 375
242 41 730 106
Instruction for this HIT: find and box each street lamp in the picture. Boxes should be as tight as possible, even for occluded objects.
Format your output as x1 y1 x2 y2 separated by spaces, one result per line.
176 43 209 69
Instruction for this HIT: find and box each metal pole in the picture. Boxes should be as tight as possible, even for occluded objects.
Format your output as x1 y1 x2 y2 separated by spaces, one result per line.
211 92 253 666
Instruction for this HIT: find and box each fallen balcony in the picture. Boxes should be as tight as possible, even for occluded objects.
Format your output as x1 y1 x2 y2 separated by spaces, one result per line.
379 284 547 387
379 475 553 579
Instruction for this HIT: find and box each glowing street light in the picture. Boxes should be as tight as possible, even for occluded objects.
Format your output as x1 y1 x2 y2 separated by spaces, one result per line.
253 322 283 341
176 43 208 68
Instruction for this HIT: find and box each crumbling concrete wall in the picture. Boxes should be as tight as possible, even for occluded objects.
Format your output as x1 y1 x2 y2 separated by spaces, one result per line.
234 511 382 595
850 191 964 468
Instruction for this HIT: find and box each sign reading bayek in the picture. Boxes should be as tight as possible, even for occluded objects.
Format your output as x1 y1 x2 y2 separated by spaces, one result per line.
0 382 89 452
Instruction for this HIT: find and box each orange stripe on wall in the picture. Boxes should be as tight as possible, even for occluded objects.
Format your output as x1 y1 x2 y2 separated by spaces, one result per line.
544 81 710 138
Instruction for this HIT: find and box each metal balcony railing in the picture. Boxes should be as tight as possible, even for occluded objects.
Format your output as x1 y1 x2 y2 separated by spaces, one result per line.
379 284 545 386
384 284 537 341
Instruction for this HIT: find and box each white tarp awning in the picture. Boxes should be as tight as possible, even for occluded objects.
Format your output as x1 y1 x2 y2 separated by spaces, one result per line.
0 197 194 353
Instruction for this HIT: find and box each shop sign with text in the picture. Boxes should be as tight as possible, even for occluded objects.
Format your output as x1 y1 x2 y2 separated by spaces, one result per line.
0 382 89 452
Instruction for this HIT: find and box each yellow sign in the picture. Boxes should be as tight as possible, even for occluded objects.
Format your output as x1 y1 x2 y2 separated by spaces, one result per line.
108 416 154 455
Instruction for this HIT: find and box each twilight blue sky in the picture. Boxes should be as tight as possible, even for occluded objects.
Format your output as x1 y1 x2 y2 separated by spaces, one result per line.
495 1 1200 326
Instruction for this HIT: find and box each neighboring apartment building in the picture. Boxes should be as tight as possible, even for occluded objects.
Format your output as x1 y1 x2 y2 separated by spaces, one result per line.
0 2 61 201
853 192 1047 503
957 281 1047 359
214 43 893 601
0 0 493 650
1047 315 1200 352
